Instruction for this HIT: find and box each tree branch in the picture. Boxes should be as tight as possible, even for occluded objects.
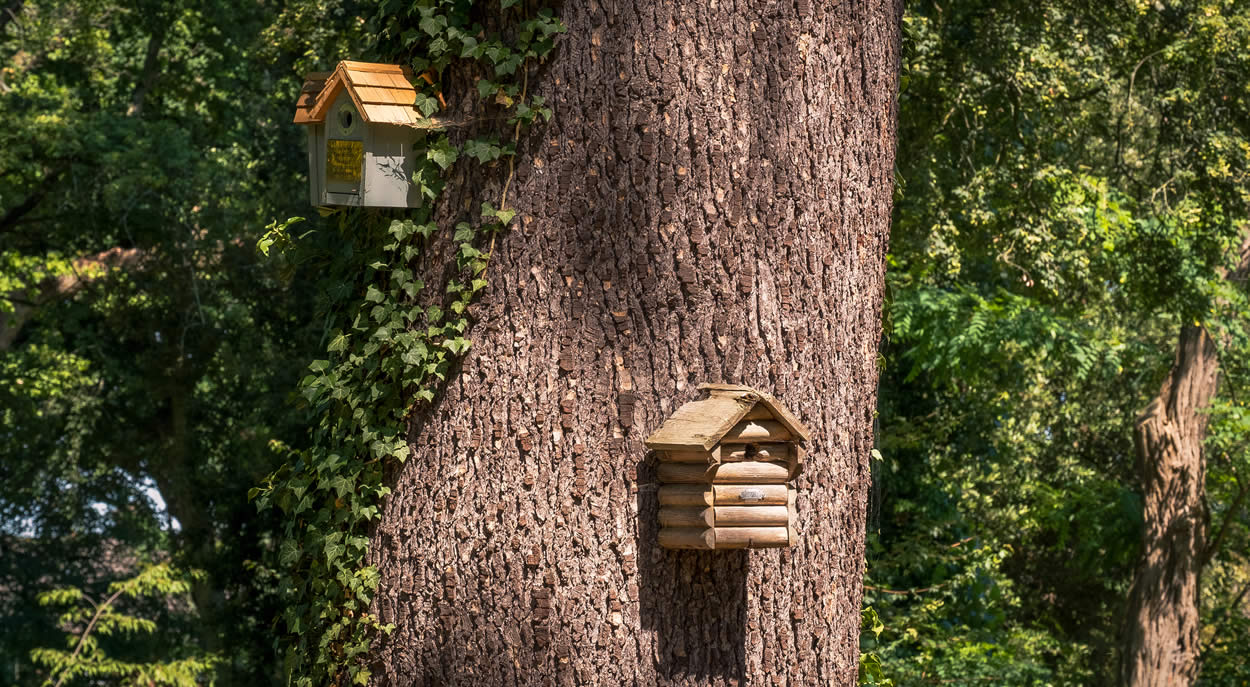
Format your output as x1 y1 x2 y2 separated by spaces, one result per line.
0 164 67 236
51 585 127 687
127 21 168 117
1203 471 1250 568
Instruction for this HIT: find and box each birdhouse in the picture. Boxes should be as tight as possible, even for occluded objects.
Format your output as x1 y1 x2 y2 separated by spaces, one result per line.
645 384 811 550
292 61 439 208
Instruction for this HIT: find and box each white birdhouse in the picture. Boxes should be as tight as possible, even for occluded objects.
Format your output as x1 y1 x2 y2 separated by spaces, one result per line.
293 61 439 208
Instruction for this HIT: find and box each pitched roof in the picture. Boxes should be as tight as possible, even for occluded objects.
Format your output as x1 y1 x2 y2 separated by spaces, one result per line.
293 60 438 128
644 384 811 452
292 71 332 124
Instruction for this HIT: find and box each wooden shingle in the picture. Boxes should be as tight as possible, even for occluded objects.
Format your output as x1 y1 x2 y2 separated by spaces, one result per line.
297 60 433 128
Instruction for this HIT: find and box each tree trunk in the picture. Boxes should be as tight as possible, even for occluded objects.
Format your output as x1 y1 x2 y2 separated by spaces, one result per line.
369 1 902 684
1119 238 1250 687
1119 324 1217 687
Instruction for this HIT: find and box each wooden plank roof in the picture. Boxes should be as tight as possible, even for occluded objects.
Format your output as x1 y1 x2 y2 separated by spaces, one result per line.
293 61 439 128
645 384 811 452
292 71 331 124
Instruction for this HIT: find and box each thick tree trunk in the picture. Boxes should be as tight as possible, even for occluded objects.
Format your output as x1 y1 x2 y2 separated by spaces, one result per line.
369 1 901 684
1119 325 1217 687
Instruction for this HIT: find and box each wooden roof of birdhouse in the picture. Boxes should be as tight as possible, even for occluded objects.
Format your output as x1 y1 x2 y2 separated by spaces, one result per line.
292 60 438 128
644 384 811 452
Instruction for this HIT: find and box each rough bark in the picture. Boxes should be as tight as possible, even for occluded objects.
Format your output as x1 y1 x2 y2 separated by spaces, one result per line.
369 1 902 684
1120 237 1250 687
1120 324 1217 687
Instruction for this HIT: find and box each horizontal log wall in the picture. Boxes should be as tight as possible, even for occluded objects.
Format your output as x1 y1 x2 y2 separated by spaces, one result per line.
720 420 791 443
711 461 791 484
713 484 789 505
657 460 791 484
722 443 790 462
658 527 715 550
714 527 789 549
659 507 715 528
714 505 790 526
658 485 715 506
662 448 720 463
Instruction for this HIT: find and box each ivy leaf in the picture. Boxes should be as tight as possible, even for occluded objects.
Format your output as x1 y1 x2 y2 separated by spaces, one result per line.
419 13 447 36
496 208 516 224
502 0 521 8
324 538 345 565
427 136 459 170
463 138 503 163
278 540 300 568
414 92 440 117
327 333 350 353
365 286 385 303
476 79 496 99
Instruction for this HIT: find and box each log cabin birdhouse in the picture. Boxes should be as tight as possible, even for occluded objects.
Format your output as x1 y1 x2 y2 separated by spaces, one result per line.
293 61 439 208
645 384 811 550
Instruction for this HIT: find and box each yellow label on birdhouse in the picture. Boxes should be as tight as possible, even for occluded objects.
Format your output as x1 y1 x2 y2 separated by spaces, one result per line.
326 139 362 183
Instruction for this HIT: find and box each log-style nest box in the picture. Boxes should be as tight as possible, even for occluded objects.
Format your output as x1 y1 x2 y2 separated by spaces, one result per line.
645 384 811 550
293 61 440 208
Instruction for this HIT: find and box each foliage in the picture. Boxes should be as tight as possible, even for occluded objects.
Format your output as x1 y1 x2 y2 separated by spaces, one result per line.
875 0 1250 683
251 2 563 684
859 607 894 686
0 0 365 683
31 563 216 687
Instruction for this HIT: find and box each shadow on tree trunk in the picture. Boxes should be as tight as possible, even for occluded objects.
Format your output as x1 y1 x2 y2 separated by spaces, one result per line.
636 454 747 683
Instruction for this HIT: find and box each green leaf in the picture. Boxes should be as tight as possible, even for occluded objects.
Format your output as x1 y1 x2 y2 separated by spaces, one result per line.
278 540 300 568
419 14 447 36
427 136 459 170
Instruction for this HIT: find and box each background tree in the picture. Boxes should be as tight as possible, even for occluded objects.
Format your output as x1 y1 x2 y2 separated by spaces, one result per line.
868 1 1250 684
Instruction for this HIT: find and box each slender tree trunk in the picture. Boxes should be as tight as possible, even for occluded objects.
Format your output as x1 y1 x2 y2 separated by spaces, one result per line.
369 1 902 684
127 21 167 117
1120 324 1216 687
1120 237 1250 687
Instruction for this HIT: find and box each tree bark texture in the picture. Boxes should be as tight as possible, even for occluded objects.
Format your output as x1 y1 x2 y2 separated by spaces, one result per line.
369 1 902 685
1120 324 1217 687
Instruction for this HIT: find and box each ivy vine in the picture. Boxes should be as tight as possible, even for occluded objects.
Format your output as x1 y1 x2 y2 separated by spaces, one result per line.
252 2 564 685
